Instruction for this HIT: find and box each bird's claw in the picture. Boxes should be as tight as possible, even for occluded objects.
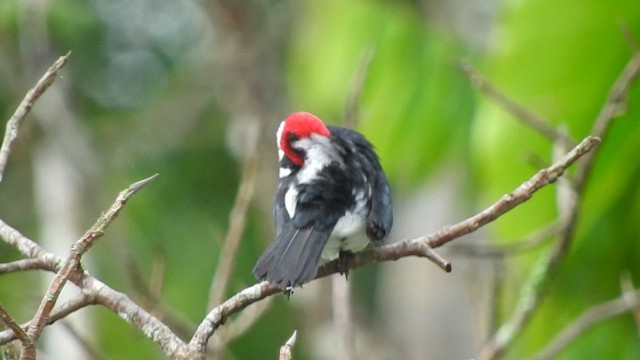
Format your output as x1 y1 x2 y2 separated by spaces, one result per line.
337 250 353 280
283 286 294 299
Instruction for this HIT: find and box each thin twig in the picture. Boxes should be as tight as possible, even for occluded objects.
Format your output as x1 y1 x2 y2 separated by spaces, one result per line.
477 49 640 360
0 304 32 349
87 276 190 358
620 23 639 53
0 136 596 358
0 295 96 344
620 273 640 336
279 330 297 360
190 281 282 354
208 138 260 308
0 52 71 183
0 218 63 267
343 47 375 129
0 258 57 274
211 297 273 350
457 61 576 147
22 174 158 358
419 243 452 271
0 228 189 358
149 247 166 302
524 288 640 360
126 254 196 341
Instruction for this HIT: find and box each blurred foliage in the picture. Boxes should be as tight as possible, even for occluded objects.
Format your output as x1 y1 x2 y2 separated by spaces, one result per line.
289 0 474 189
0 0 639 359
472 0 640 359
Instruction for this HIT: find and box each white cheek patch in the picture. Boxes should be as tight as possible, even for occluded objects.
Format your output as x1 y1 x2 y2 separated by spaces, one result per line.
279 167 292 178
275 121 285 147
294 135 334 184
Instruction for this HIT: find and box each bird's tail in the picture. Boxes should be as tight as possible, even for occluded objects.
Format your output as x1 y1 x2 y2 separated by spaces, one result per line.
253 225 331 288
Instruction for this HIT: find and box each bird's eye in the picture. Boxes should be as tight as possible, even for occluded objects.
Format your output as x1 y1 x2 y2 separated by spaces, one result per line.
287 133 305 153
287 133 299 143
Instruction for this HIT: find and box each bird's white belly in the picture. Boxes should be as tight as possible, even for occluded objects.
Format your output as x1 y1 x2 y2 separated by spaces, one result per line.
321 235 368 262
321 202 368 261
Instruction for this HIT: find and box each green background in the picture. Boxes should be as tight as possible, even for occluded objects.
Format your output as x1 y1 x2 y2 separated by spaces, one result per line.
1 0 639 359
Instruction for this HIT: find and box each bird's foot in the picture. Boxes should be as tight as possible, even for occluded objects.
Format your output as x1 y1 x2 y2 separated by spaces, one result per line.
283 286 294 300
337 250 354 280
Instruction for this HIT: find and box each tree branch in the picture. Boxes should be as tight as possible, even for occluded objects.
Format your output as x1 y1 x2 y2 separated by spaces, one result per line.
0 259 57 275
0 52 70 183
0 132 599 359
187 134 597 354
189 281 282 354
86 276 189 358
0 219 63 267
23 174 159 352
208 136 260 308
0 304 32 349
477 48 640 360
0 295 96 344
318 135 598 276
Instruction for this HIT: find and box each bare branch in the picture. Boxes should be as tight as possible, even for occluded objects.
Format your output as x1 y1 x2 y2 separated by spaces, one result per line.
0 295 96 345
525 288 640 360
190 281 282 354
23 174 159 354
208 145 260 308
477 50 639 360
188 135 597 353
417 243 452 272
86 276 189 358
0 52 71 183
620 273 640 336
0 219 63 267
620 22 639 53
126 254 196 341
318 135 599 277
211 297 273 350
0 259 57 274
279 330 297 360
0 133 596 359
0 304 32 349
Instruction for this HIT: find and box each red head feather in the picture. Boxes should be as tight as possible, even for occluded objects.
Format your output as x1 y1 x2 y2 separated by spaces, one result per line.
278 112 331 166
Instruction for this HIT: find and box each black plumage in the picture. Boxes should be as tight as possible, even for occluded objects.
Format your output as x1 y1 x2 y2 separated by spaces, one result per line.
252 115 393 288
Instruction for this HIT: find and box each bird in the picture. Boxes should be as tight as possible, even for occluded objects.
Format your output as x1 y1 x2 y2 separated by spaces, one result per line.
252 112 393 288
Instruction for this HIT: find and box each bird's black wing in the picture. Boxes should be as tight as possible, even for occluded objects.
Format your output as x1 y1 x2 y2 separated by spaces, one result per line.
328 126 393 242
272 178 291 236
253 170 349 288
366 168 393 241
